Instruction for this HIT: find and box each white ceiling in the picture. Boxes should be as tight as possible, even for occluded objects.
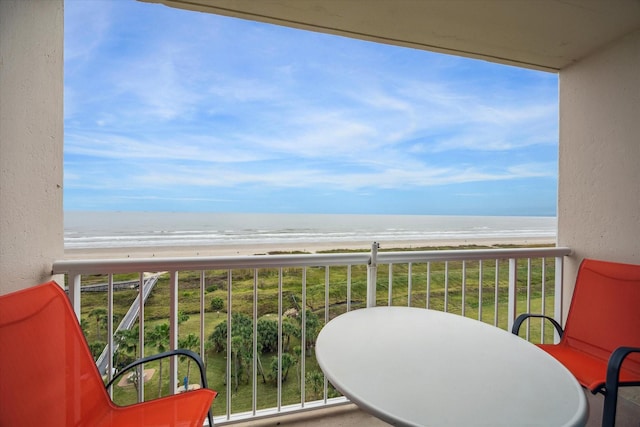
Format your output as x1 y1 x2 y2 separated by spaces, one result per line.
143 0 640 72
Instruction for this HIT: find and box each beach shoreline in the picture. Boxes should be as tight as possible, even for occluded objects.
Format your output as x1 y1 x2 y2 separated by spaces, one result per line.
64 236 556 259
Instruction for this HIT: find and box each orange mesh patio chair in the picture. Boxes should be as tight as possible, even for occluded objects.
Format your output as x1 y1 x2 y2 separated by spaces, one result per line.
0 281 217 427
512 258 640 427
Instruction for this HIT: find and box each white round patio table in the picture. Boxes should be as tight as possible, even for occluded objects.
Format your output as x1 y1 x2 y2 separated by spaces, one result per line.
315 306 587 427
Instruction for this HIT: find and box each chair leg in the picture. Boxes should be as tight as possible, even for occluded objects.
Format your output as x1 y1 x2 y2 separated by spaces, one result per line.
602 347 640 427
601 389 617 427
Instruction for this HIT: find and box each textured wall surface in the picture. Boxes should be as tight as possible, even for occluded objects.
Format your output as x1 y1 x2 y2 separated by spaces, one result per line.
558 29 640 314
0 0 64 294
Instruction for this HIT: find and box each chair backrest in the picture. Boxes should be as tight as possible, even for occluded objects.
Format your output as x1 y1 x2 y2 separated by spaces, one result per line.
0 282 111 426
563 259 640 373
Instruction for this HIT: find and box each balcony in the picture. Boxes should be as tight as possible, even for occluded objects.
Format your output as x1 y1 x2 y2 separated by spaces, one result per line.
3 2 640 426
51 244 640 426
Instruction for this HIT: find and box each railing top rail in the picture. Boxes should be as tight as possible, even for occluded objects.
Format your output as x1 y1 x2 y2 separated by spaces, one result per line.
376 246 571 264
53 246 570 275
53 252 372 275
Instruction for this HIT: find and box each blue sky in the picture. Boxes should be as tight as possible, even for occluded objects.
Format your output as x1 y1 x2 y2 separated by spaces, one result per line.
64 0 559 216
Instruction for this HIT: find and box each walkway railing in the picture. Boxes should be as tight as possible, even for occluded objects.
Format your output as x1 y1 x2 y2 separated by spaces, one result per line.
53 243 570 425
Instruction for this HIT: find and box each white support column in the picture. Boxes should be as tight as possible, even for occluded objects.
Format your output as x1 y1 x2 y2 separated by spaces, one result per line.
0 0 64 295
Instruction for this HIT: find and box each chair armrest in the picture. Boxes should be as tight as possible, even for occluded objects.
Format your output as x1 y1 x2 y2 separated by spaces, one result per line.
511 313 564 338
602 346 640 427
606 346 640 389
105 348 209 390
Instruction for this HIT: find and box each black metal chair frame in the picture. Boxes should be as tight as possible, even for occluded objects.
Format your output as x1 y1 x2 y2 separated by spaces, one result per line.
513 313 640 427
105 348 213 427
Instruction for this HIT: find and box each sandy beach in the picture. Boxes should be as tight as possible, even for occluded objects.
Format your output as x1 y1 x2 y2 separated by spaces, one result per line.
64 236 555 259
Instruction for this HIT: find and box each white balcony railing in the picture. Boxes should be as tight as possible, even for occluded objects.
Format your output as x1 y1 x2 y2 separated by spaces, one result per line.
53 243 570 425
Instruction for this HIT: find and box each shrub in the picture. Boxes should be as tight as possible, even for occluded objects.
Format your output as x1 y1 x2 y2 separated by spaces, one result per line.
210 297 224 312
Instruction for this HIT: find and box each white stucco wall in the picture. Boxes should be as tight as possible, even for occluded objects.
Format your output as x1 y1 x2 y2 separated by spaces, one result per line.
0 0 64 294
558 29 640 308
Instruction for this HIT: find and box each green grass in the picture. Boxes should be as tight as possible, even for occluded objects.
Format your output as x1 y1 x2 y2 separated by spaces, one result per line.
79 245 560 415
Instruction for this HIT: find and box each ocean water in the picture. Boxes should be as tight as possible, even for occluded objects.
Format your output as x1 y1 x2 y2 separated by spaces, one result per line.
64 211 556 249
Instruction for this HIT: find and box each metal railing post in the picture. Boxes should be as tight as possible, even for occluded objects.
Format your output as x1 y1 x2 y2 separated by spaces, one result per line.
367 242 379 307
508 258 517 333
107 274 114 391
69 273 82 320
554 256 564 344
169 271 179 395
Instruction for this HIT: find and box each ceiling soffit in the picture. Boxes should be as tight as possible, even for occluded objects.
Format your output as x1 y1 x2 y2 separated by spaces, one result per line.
143 0 640 72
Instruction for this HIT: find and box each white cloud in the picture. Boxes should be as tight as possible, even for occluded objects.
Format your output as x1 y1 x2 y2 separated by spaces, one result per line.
65 131 270 163
64 0 112 62
63 0 559 214
98 157 555 193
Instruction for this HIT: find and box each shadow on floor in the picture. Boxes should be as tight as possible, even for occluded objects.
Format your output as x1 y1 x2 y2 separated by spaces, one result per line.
585 389 640 427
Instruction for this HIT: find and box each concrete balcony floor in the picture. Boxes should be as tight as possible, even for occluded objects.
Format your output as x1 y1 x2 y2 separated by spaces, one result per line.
231 404 386 427
233 391 640 427
583 390 640 427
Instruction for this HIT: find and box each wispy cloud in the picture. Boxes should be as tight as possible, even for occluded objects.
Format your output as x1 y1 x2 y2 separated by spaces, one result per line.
64 0 558 215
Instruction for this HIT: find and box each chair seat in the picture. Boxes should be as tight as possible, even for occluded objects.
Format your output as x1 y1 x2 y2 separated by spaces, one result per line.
539 343 640 392
95 392 216 427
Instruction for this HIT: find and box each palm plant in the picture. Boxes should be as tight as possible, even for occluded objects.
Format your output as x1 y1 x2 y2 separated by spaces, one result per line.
146 323 170 397
114 326 139 371
178 333 199 384
88 308 107 340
